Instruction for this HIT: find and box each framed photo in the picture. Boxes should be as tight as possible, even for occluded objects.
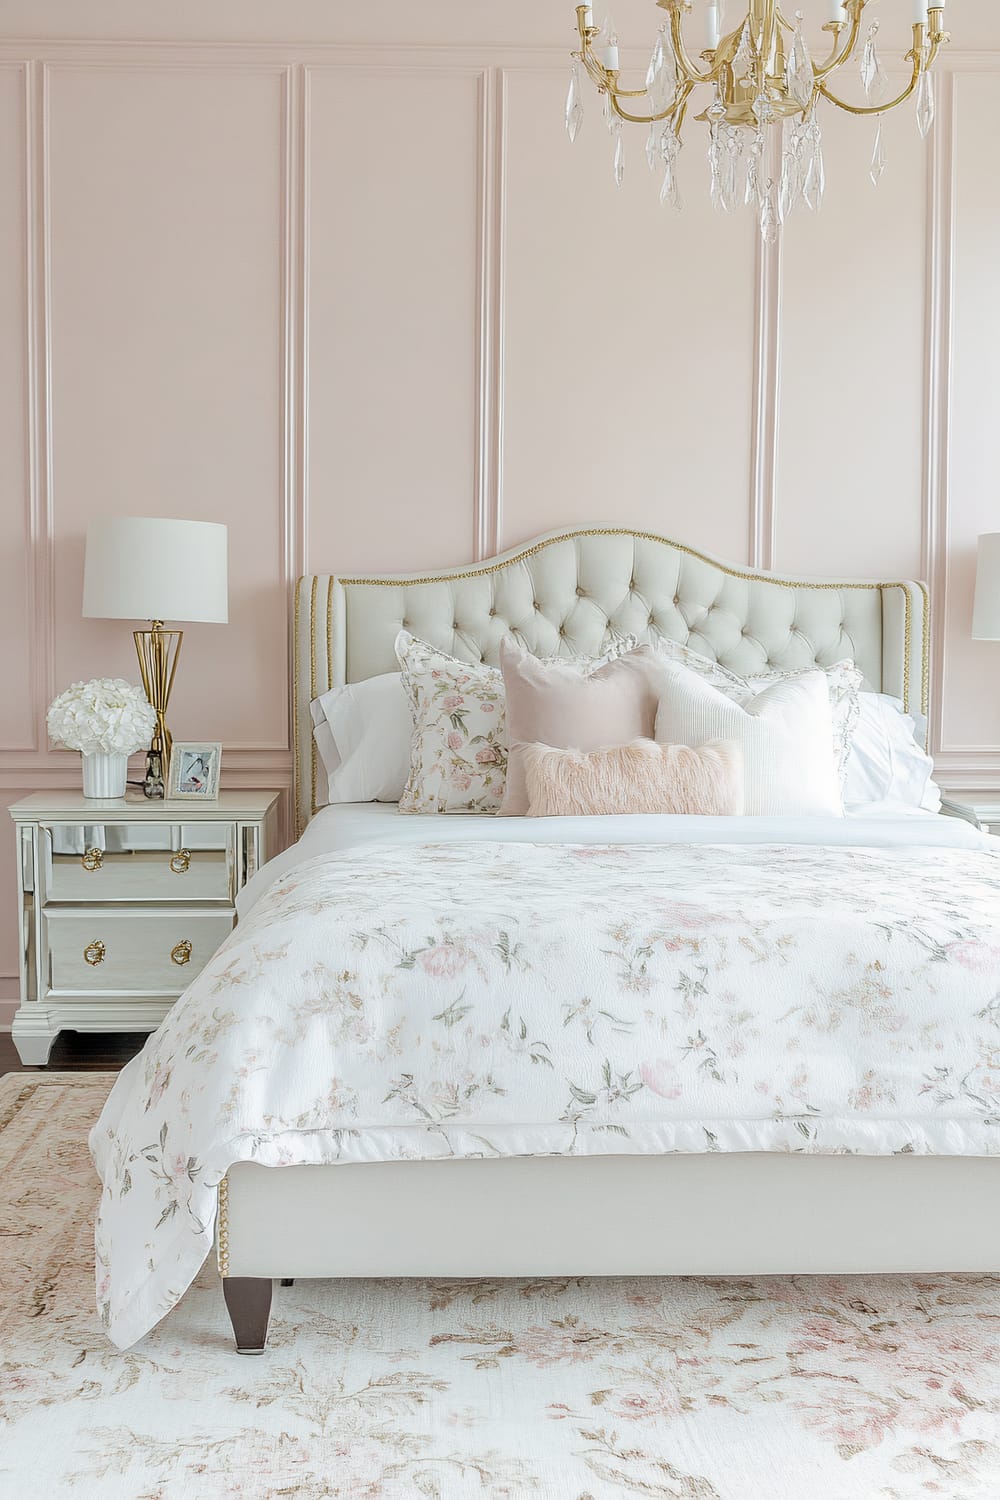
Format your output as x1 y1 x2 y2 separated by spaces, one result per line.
167 742 222 801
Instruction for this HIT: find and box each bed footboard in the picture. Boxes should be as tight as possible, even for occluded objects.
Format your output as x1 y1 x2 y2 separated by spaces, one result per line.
216 1154 1000 1351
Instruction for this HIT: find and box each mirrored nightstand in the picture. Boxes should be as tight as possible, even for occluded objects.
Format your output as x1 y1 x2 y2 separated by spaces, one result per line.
8 790 280 1064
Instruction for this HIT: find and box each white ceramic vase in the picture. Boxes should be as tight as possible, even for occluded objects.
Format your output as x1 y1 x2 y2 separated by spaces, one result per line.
81 751 128 798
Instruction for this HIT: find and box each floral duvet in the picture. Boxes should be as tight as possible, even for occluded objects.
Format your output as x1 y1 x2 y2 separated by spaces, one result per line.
91 837 1000 1349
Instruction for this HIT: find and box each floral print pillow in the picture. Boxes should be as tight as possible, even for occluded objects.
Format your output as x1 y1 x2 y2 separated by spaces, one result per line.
396 633 508 814
395 631 637 814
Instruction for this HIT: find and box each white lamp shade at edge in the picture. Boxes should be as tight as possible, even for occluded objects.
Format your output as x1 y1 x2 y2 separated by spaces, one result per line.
82 516 229 624
972 533 1000 641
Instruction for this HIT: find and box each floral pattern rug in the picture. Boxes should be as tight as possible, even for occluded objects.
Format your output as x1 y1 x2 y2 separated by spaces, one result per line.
3 1071 1000 1499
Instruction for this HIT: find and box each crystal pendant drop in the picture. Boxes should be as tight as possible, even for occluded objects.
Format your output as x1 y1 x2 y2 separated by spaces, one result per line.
861 21 888 104
659 132 682 210
803 119 825 211
752 92 775 129
746 131 765 207
565 63 584 143
733 20 754 85
785 13 815 112
779 124 802 223
646 27 676 114
707 94 727 212
612 119 624 188
721 127 743 215
646 28 665 92
916 69 935 139
781 120 808 219
759 181 778 245
870 121 887 186
646 122 661 172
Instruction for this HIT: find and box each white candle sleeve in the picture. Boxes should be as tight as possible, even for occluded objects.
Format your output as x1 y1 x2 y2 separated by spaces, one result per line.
827 1 847 20
597 43 619 68
913 0 928 20
706 2 720 47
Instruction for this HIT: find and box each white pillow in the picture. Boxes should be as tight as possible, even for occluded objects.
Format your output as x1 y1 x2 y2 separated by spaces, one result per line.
651 639 861 788
843 692 941 813
655 663 843 817
310 673 411 805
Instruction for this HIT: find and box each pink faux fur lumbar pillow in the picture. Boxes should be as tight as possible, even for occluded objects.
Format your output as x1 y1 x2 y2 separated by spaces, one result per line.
522 738 744 818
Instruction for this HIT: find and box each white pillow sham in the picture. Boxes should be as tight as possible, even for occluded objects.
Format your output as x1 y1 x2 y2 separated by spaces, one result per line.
310 673 411 805
655 662 843 817
843 692 941 813
651 638 861 788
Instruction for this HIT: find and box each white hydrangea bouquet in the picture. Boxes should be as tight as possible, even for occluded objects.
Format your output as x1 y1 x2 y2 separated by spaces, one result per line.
47 678 156 798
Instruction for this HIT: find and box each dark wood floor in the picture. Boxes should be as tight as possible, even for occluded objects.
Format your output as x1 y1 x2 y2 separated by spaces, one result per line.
0 1031 147 1073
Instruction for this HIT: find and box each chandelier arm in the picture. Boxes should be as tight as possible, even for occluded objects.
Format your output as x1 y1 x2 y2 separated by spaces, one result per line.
817 52 922 117
811 11 866 81
609 92 684 126
665 2 716 87
671 81 695 135
576 46 612 91
612 84 662 100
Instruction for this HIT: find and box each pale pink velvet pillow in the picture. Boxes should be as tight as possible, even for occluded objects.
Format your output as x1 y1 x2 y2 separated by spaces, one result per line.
498 639 666 816
522 738 744 818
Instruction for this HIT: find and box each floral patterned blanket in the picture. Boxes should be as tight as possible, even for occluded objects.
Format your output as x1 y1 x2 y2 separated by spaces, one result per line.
91 838 1000 1349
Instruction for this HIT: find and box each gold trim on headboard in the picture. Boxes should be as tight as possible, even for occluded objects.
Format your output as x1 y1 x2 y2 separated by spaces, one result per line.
295 528 930 831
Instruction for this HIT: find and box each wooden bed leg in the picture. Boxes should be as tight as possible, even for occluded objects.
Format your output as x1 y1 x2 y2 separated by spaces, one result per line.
223 1277 272 1355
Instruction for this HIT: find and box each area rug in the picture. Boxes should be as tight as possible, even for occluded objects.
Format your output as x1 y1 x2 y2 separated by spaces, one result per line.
2 1071 1000 1500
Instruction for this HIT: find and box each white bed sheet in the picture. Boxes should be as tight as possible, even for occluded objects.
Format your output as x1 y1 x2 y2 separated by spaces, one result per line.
239 801 992 917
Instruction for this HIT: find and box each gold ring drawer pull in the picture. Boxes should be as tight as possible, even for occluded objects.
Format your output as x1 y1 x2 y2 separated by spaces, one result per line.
169 849 191 875
84 940 106 966
81 847 104 872
171 939 193 966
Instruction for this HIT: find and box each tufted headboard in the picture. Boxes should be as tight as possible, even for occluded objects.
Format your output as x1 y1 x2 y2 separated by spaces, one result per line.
293 527 929 834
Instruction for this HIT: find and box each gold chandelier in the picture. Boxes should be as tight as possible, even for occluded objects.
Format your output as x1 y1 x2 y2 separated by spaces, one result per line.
566 1 950 238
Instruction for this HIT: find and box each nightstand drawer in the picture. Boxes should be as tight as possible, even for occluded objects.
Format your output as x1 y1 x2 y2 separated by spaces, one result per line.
41 822 234 903
45 907 234 996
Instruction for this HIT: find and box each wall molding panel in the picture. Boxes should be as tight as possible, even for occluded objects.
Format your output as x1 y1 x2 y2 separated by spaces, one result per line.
474 65 505 561
0 61 36 753
924 69 955 766
748 130 782 572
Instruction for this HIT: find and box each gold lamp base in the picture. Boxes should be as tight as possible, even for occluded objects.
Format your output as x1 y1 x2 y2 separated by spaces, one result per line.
133 621 182 768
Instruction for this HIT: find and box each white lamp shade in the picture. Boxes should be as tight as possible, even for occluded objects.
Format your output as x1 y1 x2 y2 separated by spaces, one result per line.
972 533 1000 641
83 516 229 624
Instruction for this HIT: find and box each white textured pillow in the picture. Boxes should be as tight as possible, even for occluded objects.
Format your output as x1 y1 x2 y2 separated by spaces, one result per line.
655 663 843 817
396 631 638 814
311 673 411 805
651 639 861 787
844 692 941 813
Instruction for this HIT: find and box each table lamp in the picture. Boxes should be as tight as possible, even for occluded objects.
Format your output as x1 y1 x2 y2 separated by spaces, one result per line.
82 517 229 773
972 533 1000 644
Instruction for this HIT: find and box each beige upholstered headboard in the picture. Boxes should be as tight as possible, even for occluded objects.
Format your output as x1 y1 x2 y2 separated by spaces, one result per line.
293 526 929 835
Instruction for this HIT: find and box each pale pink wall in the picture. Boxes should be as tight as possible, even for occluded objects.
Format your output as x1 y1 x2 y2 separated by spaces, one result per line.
2 3 1000 1017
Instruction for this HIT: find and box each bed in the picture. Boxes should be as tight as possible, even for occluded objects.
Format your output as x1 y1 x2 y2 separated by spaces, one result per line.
89 527 1000 1354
